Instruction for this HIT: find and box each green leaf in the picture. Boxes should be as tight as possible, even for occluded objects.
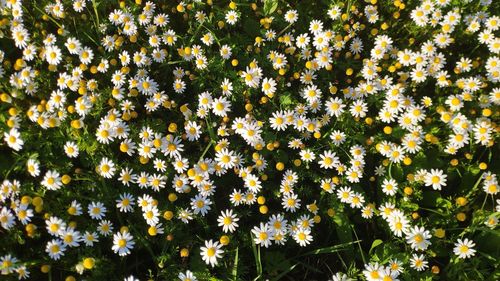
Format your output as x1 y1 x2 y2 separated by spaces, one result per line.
251 235 262 280
333 213 355 262
263 0 278 15
279 93 292 107
369 239 383 255
300 240 360 256
231 247 239 280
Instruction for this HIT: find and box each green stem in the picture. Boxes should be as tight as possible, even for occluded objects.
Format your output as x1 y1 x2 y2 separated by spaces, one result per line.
480 194 488 210
199 140 214 161
31 5 62 28
91 0 100 27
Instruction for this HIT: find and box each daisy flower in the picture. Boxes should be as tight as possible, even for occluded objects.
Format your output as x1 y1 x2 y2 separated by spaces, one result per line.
381 178 399 196
98 157 116 178
453 238 476 259
116 193 135 213
26 159 40 177
299 149 316 163
212 97 231 117
410 253 428 271
225 10 239 25
178 270 197 281
4 128 23 151
185 121 201 141
261 77 277 97
46 239 66 260
88 202 107 220
190 194 212 216
318 150 339 169
64 141 79 158
424 169 447 190
215 148 236 170
251 223 274 248
112 231 135 256
284 9 298 24
200 240 224 267
269 111 287 131
44 45 62 65
293 227 313 247
217 209 240 233
220 45 232 60
282 193 301 213
0 207 15 230
41 170 62 191
406 226 432 251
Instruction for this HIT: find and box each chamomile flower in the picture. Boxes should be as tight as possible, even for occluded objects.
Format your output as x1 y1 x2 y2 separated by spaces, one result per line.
406 226 432 251
41 170 62 191
63 141 79 158
252 223 274 248
44 45 62 65
46 239 66 260
410 254 428 271
98 157 116 178
200 240 223 267
453 238 476 259
381 178 399 196
225 10 239 25
217 209 240 233
112 231 135 256
293 227 313 246
116 193 135 213
424 169 447 190
178 270 197 281
4 128 23 151
88 202 107 220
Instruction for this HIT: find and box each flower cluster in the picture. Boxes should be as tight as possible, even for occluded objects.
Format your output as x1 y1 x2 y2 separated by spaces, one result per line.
0 0 498 280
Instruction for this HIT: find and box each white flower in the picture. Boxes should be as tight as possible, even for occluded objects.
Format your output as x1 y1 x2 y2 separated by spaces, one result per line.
299 149 316 163
424 169 447 190
293 227 313 246
225 10 239 25
252 223 274 248
453 238 476 259
46 239 66 260
261 77 277 97
215 148 236 169
45 45 62 65
4 128 23 151
190 194 212 216
220 45 232 60
381 178 398 196
0 207 15 230
244 174 262 193
64 141 79 158
88 202 107 220
284 10 298 24
178 270 197 281
200 240 224 267
112 231 135 256
143 205 160 226
406 226 432 251
26 159 40 177
98 157 116 178
282 193 301 212
185 121 201 141
217 209 240 233
42 170 63 191
318 150 339 169
269 111 287 131
410 253 428 271
212 97 232 117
